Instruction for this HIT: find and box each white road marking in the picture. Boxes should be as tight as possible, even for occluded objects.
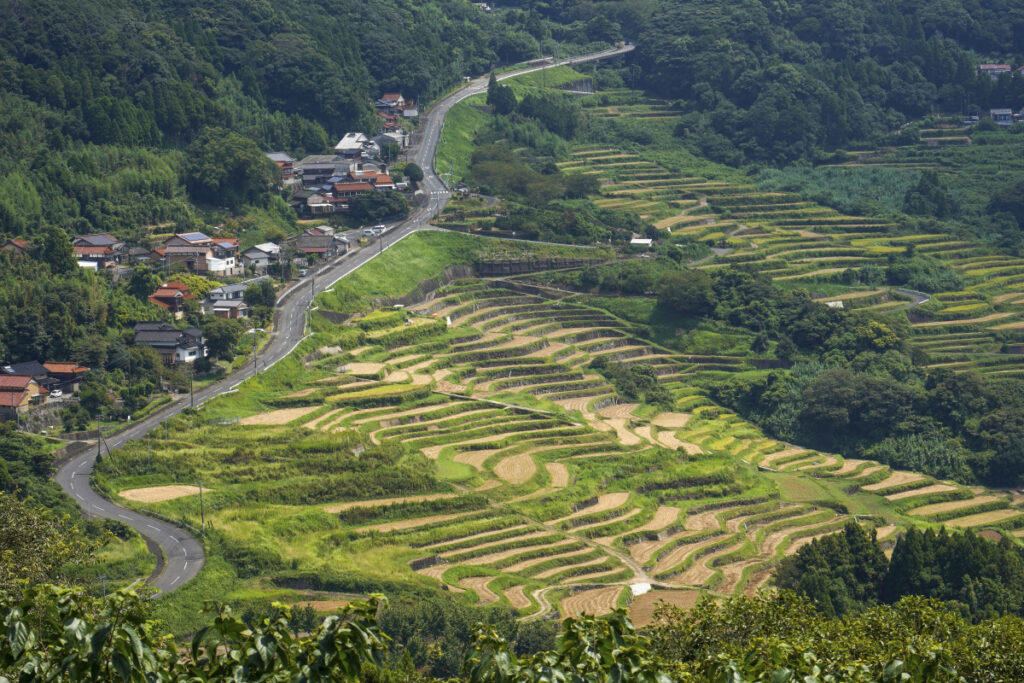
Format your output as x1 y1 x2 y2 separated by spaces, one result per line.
119 514 131 520
147 524 159 531
69 481 74 490
184 561 188 571
171 575 181 585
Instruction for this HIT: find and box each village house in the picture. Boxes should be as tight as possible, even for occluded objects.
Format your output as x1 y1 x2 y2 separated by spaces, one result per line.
132 322 206 364
41 362 89 393
991 108 1015 125
73 233 124 268
0 375 47 421
2 360 88 398
265 152 297 183
208 299 249 319
163 232 241 276
241 242 281 271
978 64 1012 80
1 238 29 255
334 132 374 158
289 229 349 260
148 281 194 320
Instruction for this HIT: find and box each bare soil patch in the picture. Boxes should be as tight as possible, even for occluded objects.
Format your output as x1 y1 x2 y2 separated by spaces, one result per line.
653 535 724 575
862 471 926 492
874 525 900 540
322 493 457 513
240 406 319 426
344 362 385 375
830 458 870 475
453 449 498 470
506 547 593 573
551 493 630 524
119 485 206 503
885 484 959 501
908 495 1002 517
605 418 641 446
760 448 808 467
597 403 639 419
545 462 570 488
652 412 692 428
470 540 578 567
284 387 318 398
422 524 532 550
359 511 475 533
534 556 607 579
913 312 1014 328
979 529 1004 542
503 585 531 609
574 508 642 533
494 453 537 485
459 576 499 604
560 586 622 618
440 531 552 559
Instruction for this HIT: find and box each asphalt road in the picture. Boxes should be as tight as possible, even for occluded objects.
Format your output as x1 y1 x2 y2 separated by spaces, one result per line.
54 43 634 596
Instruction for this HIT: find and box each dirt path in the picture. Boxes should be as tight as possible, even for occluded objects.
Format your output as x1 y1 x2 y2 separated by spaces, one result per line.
494 453 537 485
560 586 622 618
459 576 499 604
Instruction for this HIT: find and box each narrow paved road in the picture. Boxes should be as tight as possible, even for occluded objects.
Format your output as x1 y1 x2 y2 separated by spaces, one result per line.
55 43 634 596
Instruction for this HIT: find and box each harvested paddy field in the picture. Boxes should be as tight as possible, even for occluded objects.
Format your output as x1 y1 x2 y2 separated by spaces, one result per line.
239 406 319 425
119 485 206 502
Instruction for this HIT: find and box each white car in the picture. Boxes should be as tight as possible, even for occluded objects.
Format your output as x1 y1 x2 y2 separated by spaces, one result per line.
50 389 63 398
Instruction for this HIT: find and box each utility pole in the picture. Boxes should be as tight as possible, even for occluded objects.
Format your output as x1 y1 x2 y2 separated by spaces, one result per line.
197 480 205 534
189 366 194 409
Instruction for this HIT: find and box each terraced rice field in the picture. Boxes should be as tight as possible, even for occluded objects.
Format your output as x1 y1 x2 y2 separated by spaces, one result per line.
557 104 1024 377
211 279 1024 620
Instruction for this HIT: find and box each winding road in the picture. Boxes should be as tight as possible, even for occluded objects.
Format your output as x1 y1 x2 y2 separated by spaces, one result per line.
55 43 635 596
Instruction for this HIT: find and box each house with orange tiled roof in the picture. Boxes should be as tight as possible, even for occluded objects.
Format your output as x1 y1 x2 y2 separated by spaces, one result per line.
42 362 89 393
1 238 29 255
0 375 46 420
148 281 195 320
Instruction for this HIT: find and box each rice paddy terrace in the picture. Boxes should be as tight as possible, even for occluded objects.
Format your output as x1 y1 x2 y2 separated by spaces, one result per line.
113 278 1024 622
546 97 1024 379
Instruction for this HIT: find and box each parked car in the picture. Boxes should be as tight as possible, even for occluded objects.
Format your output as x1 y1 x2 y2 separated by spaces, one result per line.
50 389 63 398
